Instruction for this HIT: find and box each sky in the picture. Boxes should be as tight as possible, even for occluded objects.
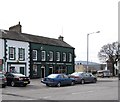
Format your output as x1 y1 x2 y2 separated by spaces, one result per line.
0 0 119 63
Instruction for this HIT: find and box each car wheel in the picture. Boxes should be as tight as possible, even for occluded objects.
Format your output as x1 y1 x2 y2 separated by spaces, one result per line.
71 81 75 86
57 82 61 87
93 79 97 83
46 84 49 87
2 84 6 88
81 79 85 84
11 81 15 87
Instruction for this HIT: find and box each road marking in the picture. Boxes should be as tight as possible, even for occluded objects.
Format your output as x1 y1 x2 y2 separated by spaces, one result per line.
43 96 51 99
72 90 93 94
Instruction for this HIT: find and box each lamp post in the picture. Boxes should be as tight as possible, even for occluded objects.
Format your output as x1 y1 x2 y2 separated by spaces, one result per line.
87 31 100 73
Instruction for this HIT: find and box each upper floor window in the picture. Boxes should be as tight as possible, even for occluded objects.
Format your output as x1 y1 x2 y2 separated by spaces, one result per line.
9 47 15 60
41 51 46 61
63 53 66 62
32 50 37 60
18 48 25 61
49 51 53 61
56 52 60 61
69 53 72 62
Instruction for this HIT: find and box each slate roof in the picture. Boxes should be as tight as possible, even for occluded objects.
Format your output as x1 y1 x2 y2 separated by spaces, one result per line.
0 29 74 48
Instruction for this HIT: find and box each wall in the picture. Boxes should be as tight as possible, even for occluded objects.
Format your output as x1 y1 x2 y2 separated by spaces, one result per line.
5 39 30 76
0 39 4 71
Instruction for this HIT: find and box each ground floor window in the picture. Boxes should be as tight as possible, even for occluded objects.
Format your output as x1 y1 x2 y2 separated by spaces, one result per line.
33 65 37 75
7 64 26 75
55 66 67 74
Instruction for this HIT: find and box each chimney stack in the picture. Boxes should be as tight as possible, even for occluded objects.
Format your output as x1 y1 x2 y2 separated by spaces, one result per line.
9 22 22 33
58 35 64 41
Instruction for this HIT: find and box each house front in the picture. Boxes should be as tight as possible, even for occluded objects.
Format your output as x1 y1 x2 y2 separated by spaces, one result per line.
30 41 75 78
1 23 30 77
1 22 75 78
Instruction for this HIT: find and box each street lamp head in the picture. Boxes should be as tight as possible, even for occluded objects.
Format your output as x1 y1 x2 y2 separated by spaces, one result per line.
96 31 100 33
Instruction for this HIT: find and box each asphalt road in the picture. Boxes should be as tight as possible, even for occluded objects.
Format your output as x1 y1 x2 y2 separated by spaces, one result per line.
1 77 118 100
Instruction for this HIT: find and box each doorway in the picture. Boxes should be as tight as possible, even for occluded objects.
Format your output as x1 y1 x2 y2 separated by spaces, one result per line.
20 67 25 75
41 66 45 78
49 67 53 75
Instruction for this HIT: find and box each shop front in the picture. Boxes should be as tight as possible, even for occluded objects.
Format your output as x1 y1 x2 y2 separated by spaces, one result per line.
7 63 26 75
31 62 74 78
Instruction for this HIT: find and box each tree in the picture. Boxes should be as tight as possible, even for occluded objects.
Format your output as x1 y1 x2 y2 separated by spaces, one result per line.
98 41 120 76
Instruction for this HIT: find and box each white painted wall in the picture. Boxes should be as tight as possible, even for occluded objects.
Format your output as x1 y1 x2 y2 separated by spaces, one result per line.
6 40 30 76
0 39 4 59
0 39 5 71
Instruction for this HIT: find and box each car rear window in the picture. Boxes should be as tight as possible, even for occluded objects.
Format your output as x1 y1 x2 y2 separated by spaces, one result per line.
71 72 82 76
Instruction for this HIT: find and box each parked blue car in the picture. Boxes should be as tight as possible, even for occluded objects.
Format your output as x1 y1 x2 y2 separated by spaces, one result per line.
41 74 75 87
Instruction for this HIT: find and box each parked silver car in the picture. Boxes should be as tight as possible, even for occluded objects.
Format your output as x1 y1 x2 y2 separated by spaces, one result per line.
0 72 7 88
69 72 97 84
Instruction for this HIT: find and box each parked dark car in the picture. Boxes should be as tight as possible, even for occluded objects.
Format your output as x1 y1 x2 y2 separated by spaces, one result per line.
41 74 75 87
69 72 97 84
0 72 7 88
5 72 30 87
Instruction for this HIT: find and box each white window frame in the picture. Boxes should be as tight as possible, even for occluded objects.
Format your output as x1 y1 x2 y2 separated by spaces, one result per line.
63 53 66 62
33 50 37 60
69 53 72 62
49 51 53 61
41 51 46 61
9 47 15 60
56 52 60 61
18 48 25 61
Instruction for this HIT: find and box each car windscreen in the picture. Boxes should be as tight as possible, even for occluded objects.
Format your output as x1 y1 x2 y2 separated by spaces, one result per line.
47 74 58 78
12 73 25 77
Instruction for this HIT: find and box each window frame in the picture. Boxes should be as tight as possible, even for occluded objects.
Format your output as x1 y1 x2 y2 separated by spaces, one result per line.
69 53 72 62
49 51 53 61
9 47 16 60
32 50 37 61
18 48 25 61
63 53 66 62
56 52 60 61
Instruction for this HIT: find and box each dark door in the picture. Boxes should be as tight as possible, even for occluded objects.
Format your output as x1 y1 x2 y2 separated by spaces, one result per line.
41 68 45 78
49 68 53 75
20 67 24 75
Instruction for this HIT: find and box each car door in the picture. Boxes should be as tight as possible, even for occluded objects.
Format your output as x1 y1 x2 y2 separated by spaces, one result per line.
83 73 90 82
63 74 71 85
86 73 93 82
58 74 67 85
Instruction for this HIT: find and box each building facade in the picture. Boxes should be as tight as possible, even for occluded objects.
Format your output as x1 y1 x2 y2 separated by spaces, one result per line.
0 22 75 78
30 43 75 78
5 39 30 76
